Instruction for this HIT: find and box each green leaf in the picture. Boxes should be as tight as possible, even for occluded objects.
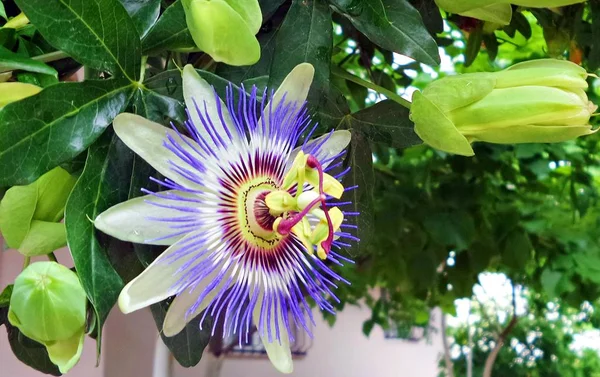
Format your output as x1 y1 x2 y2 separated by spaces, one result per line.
423 211 475 251
0 2 6 20
65 130 136 356
6 324 61 376
541 268 562 299
119 0 161 38
150 302 212 367
0 47 57 76
331 0 440 66
502 229 533 270
341 100 421 149
0 80 134 186
0 285 13 308
0 184 37 248
142 0 195 54
18 221 67 257
16 0 142 82
268 0 332 104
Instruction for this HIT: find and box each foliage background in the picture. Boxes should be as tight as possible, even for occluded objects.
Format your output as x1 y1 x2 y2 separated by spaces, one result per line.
1 0 600 375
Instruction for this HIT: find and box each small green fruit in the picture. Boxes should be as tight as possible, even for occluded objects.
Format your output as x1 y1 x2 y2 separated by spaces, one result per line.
8 262 87 373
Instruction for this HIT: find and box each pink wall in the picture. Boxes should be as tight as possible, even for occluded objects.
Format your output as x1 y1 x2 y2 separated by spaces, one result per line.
1 246 443 377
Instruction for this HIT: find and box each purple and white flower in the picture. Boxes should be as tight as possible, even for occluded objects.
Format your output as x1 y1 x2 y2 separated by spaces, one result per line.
94 63 356 373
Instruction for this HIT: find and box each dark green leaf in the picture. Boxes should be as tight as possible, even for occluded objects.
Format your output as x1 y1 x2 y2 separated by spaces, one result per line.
341 100 421 149
589 0 600 70
0 46 57 76
142 0 195 54
131 87 186 124
65 130 136 355
340 130 374 256
331 0 440 66
513 11 532 39
409 0 443 35
16 72 59 88
502 229 533 270
362 318 375 336
119 0 161 38
0 80 134 186
16 0 142 82
6 324 61 376
483 33 499 61
268 0 332 105
260 0 287 20
0 284 12 308
464 24 483 67
144 68 250 104
150 302 212 367
423 211 475 251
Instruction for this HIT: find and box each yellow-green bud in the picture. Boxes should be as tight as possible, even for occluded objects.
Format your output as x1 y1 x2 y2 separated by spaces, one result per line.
435 0 586 25
410 59 598 156
0 82 41 108
2 12 29 30
0 167 77 256
182 0 261 66
8 262 87 373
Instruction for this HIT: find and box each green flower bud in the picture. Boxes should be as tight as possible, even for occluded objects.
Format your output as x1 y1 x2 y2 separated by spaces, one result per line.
8 262 87 373
435 0 586 25
0 167 76 256
410 59 598 156
182 0 261 66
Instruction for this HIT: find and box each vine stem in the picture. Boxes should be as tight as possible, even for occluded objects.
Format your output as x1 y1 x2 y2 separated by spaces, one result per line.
22 256 30 270
330 66 413 109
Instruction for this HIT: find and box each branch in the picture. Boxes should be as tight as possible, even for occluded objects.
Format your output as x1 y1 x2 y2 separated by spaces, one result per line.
482 285 519 377
441 314 455 377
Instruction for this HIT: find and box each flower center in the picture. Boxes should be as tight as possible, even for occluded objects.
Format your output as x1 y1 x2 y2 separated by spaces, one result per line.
265 152 345 260
237 153 345 258
238 179 280 250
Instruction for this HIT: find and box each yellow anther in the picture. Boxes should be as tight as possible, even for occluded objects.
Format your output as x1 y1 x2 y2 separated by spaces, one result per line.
265 190 296 215
305 170 344 199
282 151 308 190
309 207 343 245
292 218 313 255
316 246 328 260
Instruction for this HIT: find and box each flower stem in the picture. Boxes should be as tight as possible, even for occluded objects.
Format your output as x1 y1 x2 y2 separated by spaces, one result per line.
22 256 30 270
331 66 413 109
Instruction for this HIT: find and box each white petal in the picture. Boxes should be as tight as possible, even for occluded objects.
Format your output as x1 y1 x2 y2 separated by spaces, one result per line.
113 113 203 189
253 297 293 374
260 63 315 125
162 264 232 337
289 130 352 169
183 65 237 150
94 191 193 245
118 233 201 314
